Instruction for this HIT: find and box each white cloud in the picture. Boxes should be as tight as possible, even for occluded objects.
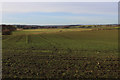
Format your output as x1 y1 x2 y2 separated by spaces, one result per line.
0 3 2 24
2 2 118 25
2 2 118 15
0 0 119 2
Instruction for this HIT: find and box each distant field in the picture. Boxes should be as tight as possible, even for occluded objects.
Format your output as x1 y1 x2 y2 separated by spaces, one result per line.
2 29 119 79
13 28 92 35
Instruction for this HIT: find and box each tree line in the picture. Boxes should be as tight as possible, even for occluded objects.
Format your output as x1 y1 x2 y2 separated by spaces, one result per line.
2 25 16 35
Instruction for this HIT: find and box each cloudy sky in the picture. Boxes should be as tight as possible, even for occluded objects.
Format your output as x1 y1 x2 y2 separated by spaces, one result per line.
2 2 118 25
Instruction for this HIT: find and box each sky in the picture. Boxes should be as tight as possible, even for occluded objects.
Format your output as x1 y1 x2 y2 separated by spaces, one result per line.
2 2 118 25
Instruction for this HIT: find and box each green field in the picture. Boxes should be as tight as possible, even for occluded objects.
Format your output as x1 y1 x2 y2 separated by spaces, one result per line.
2 29 119 79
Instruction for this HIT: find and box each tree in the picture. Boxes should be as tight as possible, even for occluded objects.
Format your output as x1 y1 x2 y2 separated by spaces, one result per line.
2 25 16 35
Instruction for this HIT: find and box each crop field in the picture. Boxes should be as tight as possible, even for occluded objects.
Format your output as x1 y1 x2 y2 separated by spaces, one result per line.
2 29 119 79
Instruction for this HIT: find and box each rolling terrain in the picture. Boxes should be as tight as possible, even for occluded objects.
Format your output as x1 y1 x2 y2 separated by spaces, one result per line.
2 28 119 79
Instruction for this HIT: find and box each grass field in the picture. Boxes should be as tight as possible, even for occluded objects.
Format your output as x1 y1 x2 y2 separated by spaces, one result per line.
2 29 119 79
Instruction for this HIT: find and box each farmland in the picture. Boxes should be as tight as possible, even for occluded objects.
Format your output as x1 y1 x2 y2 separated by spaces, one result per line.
2 28 119 79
